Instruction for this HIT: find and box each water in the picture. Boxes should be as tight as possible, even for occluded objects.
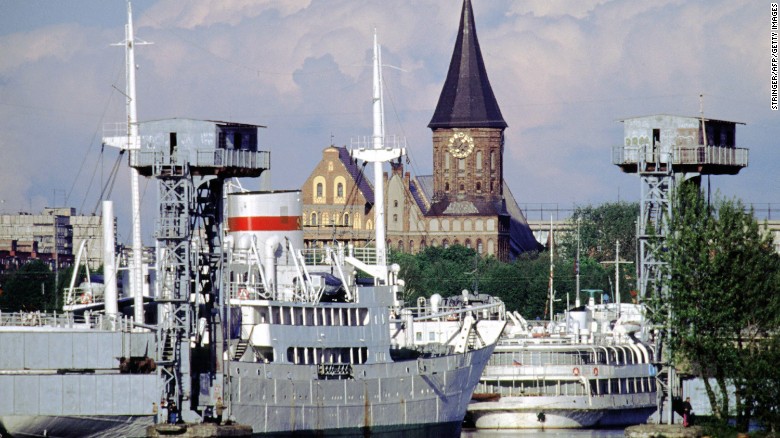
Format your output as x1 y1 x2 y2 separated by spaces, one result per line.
462 428 626 438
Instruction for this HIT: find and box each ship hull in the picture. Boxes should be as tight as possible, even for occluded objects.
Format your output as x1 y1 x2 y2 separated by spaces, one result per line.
468 393 656 429
0 414 152 438
229 344 495 434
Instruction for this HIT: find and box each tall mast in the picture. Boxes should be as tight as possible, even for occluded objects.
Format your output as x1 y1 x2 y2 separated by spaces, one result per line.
575 217 581 307
126 1 144 324
372 31 387 269
105 1 151 324
548 216 554 319
351 30 405 283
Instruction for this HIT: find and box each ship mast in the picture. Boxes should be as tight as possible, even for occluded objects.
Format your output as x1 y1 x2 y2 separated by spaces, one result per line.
351 30 405 283
106 1 151 324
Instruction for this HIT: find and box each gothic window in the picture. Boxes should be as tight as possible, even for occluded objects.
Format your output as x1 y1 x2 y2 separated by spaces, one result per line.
316 183 323 198
393 214 398 223
445 153 451 170
458 158 465 171
445 182 450 191
465 239 471 249
344 213 350 226
476 151 482 170
394 200 398 207
490 151 496 170
311 212 318 226
337 182 344 198
477 239 483 253
409 240 414 253
420 240 427 250
398 241 404 252
443 239 450 249
476 182 481 192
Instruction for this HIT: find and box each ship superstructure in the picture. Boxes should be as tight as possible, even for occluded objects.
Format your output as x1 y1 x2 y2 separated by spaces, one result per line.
467 301 657 429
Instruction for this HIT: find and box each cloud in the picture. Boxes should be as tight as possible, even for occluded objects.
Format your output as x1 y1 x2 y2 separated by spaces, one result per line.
0 0 772 239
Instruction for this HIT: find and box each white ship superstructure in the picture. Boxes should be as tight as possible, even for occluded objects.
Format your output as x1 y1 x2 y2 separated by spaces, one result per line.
467 302 657 429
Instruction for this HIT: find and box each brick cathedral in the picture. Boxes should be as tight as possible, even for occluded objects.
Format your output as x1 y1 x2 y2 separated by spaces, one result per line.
302 0 540 261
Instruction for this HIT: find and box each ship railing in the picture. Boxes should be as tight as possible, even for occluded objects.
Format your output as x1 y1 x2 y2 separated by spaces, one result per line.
0 310 136 331
227 280 272 301
407 301 506 322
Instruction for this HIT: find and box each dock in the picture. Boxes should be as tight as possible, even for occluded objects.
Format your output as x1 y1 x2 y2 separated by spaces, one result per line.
147 423 252 437
625 424 702 438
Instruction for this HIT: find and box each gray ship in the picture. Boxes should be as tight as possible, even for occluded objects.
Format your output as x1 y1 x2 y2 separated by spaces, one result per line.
0 2 506 436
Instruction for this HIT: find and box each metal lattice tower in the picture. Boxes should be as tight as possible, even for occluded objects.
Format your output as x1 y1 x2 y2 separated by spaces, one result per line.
613 114 748 424
132 119 269 419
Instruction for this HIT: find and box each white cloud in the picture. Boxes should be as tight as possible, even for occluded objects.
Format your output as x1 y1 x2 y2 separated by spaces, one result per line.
0 0 773 237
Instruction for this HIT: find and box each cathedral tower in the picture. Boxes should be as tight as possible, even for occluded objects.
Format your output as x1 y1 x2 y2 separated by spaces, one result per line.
429 0 507 205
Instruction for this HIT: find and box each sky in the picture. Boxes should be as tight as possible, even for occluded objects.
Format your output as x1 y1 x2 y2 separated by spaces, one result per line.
0 0 777 246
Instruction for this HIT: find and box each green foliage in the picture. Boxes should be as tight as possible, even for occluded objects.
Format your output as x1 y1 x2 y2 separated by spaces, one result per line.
663 182 780 431
0 260 57 312
559 201 640 305
390 244 615 319
559 201 639 263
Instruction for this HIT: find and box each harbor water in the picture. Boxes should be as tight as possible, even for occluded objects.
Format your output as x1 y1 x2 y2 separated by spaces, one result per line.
462 428 626 437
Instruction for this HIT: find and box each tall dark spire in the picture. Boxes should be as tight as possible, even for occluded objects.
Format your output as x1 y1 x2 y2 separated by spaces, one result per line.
428 0 507 129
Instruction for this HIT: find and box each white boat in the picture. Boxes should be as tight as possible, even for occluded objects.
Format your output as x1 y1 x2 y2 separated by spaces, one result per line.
467 301 657 429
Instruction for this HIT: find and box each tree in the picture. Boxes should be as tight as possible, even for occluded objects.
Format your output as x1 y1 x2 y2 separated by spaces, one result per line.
0 260 57 312
559 201 639 263
391 244 614 320
663 182 780 431
559 201 640 305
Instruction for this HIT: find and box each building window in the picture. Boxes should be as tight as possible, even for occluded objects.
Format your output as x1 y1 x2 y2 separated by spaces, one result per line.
459 184 464 191
337 182 344 198
398 241 404 252
445 182 450 191
311 212 318 226
477 239 483 253
420 240 427 250
465 239 471 249
445 153 451 170
409 240 414 253
394 200 398 207
316 182 323 198
491 151 496 170
458 158 465 171
344 213 350 226
476 182 481 192
476 151 482 170
443 239 450 249
393 214 398 223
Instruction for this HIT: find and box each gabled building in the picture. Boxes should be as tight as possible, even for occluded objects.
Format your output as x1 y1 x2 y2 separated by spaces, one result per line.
302 146 375 248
